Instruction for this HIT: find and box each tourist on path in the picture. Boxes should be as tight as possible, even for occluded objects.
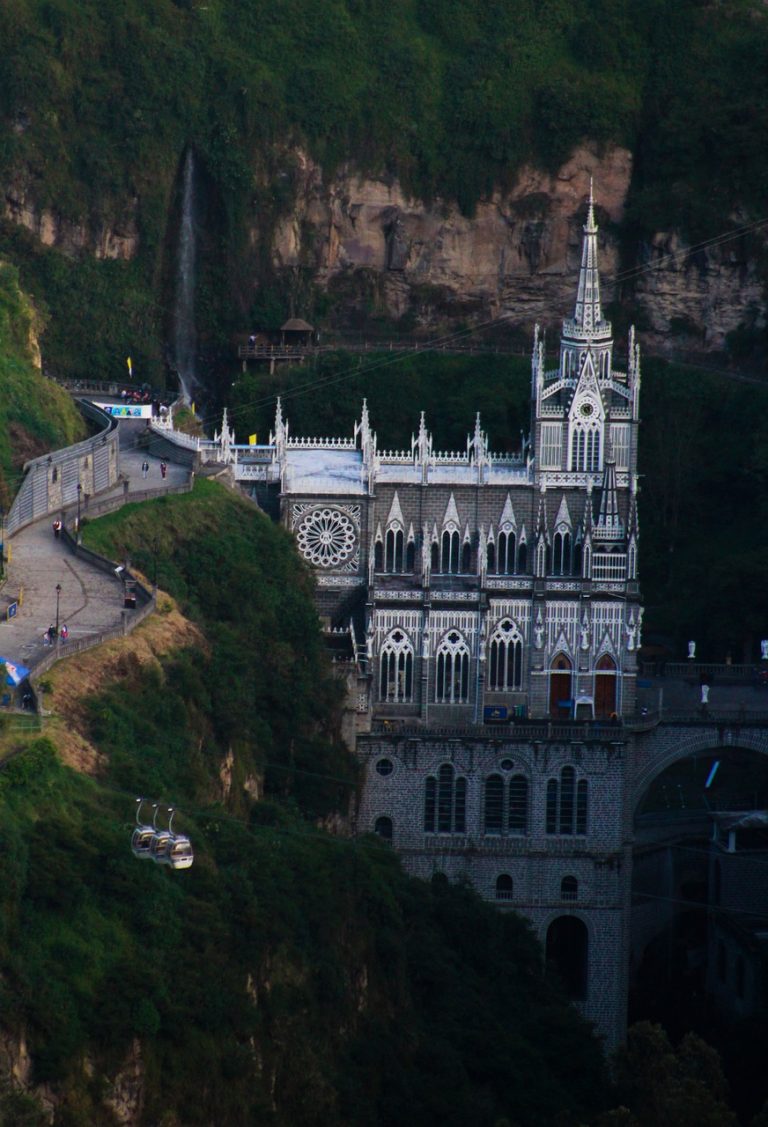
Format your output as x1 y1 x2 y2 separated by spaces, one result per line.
141 460 149 479
160 461 167 479
52 519 62 538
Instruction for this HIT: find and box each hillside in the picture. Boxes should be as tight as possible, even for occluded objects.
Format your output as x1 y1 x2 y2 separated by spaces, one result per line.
0 1 765 384
0 484 610 1125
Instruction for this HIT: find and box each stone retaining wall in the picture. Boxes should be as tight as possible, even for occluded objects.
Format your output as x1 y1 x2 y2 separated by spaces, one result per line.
6 400 120 535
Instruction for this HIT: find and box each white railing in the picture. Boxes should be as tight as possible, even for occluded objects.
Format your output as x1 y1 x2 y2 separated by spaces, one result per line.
591 553 627 582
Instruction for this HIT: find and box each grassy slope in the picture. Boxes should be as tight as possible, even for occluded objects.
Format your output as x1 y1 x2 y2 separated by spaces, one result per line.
0 483 606 1126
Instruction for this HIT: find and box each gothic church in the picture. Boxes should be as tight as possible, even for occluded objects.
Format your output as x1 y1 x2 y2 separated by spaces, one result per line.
271 190 642 1045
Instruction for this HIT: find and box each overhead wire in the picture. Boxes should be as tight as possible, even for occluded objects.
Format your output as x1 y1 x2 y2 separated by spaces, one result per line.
215 212 768 431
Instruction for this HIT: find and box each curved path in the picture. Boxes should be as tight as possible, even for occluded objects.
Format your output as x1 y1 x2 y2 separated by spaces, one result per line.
0 420 190 674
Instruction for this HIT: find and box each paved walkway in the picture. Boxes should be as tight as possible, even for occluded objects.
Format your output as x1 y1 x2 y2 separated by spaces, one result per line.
0 420 190 674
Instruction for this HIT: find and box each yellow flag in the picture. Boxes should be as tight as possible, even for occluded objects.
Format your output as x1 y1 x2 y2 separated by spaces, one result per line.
126 356 132 377
248 434 258 445
191 402 196 414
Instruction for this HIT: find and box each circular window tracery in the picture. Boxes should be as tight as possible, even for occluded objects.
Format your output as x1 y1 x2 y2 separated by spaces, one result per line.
296 507 357 568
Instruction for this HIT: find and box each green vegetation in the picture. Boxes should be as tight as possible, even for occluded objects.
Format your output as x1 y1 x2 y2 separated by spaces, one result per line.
82 478 354 817
0 484 612 1124
0 1 766 378
229 349 532 453
0 259 84 502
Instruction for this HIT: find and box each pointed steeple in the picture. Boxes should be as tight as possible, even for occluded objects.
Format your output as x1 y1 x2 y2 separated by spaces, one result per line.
561 181 612 352
572 179 606 336
595 449 623 539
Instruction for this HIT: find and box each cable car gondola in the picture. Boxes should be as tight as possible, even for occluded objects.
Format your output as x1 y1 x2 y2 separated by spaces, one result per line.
149 807 194 871
130 798 158 860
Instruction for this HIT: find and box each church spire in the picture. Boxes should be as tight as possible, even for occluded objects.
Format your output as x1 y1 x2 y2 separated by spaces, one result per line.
571 177 607 337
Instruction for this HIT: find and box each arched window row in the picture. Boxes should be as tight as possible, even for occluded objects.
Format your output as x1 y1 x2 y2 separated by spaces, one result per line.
424 764 467 834
546 766 588 836
422 770 588 837
483 774 529 836
379 629 414 703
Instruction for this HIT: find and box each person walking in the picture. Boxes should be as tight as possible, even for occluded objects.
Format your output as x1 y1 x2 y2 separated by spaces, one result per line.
141 460 149 479
160 461 167 480
52 518 62 538
60 624 69 642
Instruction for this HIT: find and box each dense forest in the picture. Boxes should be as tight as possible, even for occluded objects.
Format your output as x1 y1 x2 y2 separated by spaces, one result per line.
0 1 766 381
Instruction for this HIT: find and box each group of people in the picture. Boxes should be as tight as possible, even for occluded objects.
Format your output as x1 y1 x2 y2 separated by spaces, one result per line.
43 623 68 646
141 460 168 479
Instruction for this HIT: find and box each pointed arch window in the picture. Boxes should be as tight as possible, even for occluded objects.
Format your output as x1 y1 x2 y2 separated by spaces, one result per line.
461 540 472 573
486 541 496 574
497 530 516 575
435 631 470 704
518 541 528 573
441 529 460 573
374 541 383 571
431 541 439 572
488 620 523 691
424 764 466 833
553 529 572 576
384 527 404 572
379 629 414 703
405 540 416 571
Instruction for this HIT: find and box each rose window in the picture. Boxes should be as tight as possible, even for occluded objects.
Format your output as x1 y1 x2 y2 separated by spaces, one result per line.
296 507 357 568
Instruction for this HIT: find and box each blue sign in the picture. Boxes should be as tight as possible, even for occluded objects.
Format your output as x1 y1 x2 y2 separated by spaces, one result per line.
6 602 17 619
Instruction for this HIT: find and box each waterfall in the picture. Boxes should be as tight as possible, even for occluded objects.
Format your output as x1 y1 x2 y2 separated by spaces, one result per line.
172 149 198 401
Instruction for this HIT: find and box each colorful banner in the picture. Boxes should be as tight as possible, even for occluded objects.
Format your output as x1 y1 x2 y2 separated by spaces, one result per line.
94 402 153 419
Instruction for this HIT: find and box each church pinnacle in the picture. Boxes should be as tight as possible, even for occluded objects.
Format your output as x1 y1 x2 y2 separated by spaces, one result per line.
565 178 611 343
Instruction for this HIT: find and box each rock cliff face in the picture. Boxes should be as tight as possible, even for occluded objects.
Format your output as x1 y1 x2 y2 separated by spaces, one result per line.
3 176 139 261
266 145 766 354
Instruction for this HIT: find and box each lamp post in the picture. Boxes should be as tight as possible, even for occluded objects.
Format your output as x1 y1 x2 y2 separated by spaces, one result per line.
55 583 62 643
76 483 82 541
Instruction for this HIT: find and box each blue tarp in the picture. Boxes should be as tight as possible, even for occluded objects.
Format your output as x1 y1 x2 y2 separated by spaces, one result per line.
0 658 30 686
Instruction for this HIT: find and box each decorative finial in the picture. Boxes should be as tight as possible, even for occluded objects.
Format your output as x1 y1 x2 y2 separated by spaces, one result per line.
585 176 597 233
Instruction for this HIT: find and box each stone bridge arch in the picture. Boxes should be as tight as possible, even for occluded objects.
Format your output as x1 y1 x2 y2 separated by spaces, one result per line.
631 724 768 811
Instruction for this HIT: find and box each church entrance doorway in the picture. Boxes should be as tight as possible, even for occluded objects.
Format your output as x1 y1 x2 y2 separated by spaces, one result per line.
549 654 572 719
595 654 617 718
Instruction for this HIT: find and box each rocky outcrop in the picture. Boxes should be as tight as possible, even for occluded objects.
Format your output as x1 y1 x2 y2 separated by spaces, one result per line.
265 145 766 354
3 177 139 260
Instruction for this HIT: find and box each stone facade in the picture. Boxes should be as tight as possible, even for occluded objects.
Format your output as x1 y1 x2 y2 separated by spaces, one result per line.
272 192 643 1046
